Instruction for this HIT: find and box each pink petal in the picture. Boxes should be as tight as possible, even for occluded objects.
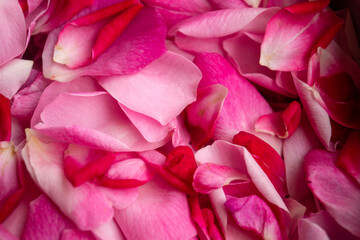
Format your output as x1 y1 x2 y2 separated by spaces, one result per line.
193 163 249 194
21 194 95 240
336 131 360 184
195 141 288 211
34 92 166 151
298 211 359 240
201 208 223 240
98 51 201 125
0 224 17 240
305 149 360 237
91 219 126 240
185 84 228 150
43 7 167 82
114 176 197 240
255 101 302 139
225 195 282 240
22 130 114 230
260 1 343 71
61 229 95 240
141 0 212 13
193 52 282 154
0 59 33 99
293 75 334 150
233 131 288 197
0 95 11 141
0 0 26 66
99 157 154 188
283 114 321 201
174 34 224 56
33 0 93 34
11 73 51 123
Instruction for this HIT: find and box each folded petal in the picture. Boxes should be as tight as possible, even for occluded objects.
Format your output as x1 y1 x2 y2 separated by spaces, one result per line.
260 1 343 71
34 92 166 151
305 149 360 237
336 131 360 184
0 59 33 99
0 0 26 66
185 84 228 149
98 51 201 125
225 195 282 240
255 101 302 138
193 52 282 153
193 163 249 194
22 129 114 230
43 7 167 82
114 176 197 240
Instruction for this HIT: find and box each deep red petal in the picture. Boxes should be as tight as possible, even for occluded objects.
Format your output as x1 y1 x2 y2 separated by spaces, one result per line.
0 94 11 142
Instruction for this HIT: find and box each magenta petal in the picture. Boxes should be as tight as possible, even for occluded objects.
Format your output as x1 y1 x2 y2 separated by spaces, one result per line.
98 51 201 125
260 1 343 71
305 149 360 237
22 130 114 230
336 131 360 184
0 0 26 66
193 52 282 153
225 195 282 240
43 7 167 82
114 176 197 240
185 84 228 149
255 101 301 139
193 163 249 194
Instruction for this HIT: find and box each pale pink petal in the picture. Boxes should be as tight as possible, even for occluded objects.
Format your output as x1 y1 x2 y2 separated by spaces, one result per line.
34 92 166 151
169 116 191 147
0 59 33 99
255 101 302 138
306 149 360 237
98 51 201 125
293 75 334 150
91 219 126 240
298 211 359 240
22 130 114 230
282 198 306 238
0 142 19 208
114 176 197 240
336 131 360 184
169 8 278 38
260 1 343 71
11 73 51 122
2 200 28 238
193 53 282 153
283 113 321 201
185 84 228 150
43 7 167 82
195 141 288 211
193 163 249 194
225 195 282 240
0 0 26 66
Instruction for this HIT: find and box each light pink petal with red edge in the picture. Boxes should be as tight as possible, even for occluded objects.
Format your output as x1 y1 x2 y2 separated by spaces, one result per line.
193 52 282 154
114 176 197 240
193 163 249 194
233 131 287 197
22 130 114 230
98 51 201 125
195 140 288 211
293 75 334 150
260 1 343 71
34 92 166 152
305 149 360 237
0 59 33 99
0 0 26 66
169 7 278 38
21 194 95 240
43 7 167 82
0 95 11 142
255 101 302 139
225 195 282 240
283 113 321 201
185 84 228 150
298 211 359 240
336 131 360 184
